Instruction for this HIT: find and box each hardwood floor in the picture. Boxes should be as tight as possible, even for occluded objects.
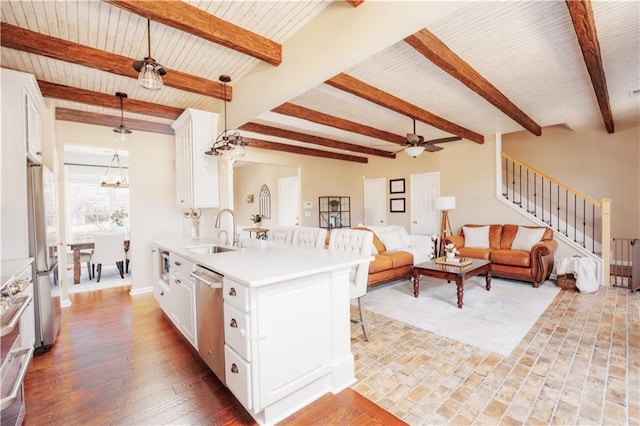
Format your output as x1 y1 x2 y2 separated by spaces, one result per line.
23 285 405 425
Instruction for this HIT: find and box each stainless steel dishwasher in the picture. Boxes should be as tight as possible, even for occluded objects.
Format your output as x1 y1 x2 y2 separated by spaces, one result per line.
191 265 225 385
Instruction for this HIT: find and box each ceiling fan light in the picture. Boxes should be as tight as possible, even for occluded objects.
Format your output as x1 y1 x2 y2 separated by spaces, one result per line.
405 145 425 158
137 60 164 91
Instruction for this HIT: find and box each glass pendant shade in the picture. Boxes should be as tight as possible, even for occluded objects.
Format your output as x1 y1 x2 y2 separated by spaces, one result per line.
133 19 166 91
113 92 132 142
137 60 164 91
405 145 425 158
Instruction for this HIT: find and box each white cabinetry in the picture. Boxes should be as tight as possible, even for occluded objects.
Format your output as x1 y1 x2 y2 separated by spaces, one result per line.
171 108 219 208
223 272 345 424
167 253 197 348
152 245 171 312
1 69 45 259
20 282 35 349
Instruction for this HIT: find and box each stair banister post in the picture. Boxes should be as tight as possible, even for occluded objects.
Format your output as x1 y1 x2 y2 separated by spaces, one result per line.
601 197 611 285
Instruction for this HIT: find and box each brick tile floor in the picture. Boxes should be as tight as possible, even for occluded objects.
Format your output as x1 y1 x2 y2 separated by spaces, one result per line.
350 285 639 425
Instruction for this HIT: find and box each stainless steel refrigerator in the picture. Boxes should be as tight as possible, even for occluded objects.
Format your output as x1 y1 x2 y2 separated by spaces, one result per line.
27 161 60 351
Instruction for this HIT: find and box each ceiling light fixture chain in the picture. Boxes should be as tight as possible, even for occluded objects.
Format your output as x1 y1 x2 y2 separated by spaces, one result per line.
205 75 248 157
113 92 132 142
132 18 167 91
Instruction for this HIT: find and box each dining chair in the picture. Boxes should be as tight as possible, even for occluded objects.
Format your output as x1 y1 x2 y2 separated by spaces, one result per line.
328 228 374 341
269 226 295 245
291 227 327 249
92 232 126 282
67 250 93 281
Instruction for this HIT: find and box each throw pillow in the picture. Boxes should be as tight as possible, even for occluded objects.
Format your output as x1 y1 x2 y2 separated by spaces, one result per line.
379 230 403 251
463 226 490 249
397 226 413 247
355 227 379 255
511 227 546 251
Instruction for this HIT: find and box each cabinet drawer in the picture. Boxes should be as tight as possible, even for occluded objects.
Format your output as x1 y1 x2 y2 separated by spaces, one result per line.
224 303 250 361
169 253 195 276
223 278 249 312
225 345 252 410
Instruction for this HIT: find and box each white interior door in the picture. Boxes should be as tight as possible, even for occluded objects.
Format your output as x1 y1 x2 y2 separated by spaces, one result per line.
364 178 386 227
278 176 299 226
410 172 440 235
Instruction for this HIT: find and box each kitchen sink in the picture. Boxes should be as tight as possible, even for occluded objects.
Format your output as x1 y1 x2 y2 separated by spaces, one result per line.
186 244 235 255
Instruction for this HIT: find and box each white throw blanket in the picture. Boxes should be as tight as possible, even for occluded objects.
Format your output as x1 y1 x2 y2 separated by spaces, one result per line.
556 257 599 293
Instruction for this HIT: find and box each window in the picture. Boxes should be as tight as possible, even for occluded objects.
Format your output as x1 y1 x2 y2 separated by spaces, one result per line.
66 164 129 239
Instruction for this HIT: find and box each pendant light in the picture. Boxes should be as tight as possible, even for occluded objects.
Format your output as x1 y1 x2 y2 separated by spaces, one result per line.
132 19 166 91
101 150 129 188
113 92 132 142
205 75 247 157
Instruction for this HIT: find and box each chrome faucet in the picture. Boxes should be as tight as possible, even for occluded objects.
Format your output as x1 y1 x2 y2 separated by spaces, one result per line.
215 208 238 247
217 230 230 246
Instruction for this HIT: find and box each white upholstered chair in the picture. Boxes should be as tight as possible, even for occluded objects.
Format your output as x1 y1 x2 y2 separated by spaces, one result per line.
269 226 295 245
67 250 93 281
92 232 126 282
328 228 374 341
291 227 327 249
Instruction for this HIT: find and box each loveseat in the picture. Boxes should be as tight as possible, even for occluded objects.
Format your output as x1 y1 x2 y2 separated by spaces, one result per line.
446 224 558 287
356 226 436 288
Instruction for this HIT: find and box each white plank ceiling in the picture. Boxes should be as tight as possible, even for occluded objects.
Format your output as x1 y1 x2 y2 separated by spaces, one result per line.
1 0 638 159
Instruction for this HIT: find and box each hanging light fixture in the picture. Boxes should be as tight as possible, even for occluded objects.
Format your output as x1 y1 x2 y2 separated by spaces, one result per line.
205 75 247 157
132 19 166 91
113 92 132 142
100 150 129 188
404 118 426 158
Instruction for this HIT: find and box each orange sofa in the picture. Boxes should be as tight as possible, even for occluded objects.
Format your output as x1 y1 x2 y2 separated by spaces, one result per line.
356 227 415 288
446 224 558 287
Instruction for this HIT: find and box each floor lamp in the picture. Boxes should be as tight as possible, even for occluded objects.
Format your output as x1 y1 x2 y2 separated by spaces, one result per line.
435 196 456 256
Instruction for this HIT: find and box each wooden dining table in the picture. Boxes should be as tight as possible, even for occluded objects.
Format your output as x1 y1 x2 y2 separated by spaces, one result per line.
67 238 130 284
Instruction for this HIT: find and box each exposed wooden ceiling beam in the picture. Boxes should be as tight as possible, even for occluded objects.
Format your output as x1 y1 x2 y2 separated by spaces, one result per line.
243 137 368 163
105 0 282 66
0 23 230 101
38 80 183 120
565 0 614 133
272 103 406 145
239 122 396 158
56 108 174 135
326 73 484 144
405 29 542 137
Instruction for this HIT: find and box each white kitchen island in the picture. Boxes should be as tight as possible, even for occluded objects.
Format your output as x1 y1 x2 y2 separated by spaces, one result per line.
153 237 372 425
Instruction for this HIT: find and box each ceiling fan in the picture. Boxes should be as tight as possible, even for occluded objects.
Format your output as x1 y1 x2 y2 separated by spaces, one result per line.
401 119 461 157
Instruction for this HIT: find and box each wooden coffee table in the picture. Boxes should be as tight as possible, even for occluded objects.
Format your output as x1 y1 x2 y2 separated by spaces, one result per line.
412 259 492 309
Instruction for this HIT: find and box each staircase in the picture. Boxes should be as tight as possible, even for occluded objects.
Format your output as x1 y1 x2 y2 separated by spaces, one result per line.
500 152 611 284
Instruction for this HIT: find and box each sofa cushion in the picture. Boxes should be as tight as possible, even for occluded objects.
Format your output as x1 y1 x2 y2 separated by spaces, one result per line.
491 249 531 268
457 247 492 260
463 225 490 248
369 254 393 274
383 251 414 268
511 226 546 251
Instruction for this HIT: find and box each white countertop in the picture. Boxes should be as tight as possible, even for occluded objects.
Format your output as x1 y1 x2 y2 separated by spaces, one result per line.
154 237 372 287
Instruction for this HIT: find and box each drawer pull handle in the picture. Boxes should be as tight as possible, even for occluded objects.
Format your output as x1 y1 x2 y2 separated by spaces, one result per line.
230 319 238 328
229 287 236 296
175 279 181 284
174 261 182 266
231 363 238 374
160 291 164 296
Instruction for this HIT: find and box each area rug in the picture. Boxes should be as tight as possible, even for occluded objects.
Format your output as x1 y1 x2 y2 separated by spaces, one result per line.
363 276 560 356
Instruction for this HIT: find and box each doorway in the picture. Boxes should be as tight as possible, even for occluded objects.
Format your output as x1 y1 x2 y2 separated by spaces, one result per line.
63 145 131 294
